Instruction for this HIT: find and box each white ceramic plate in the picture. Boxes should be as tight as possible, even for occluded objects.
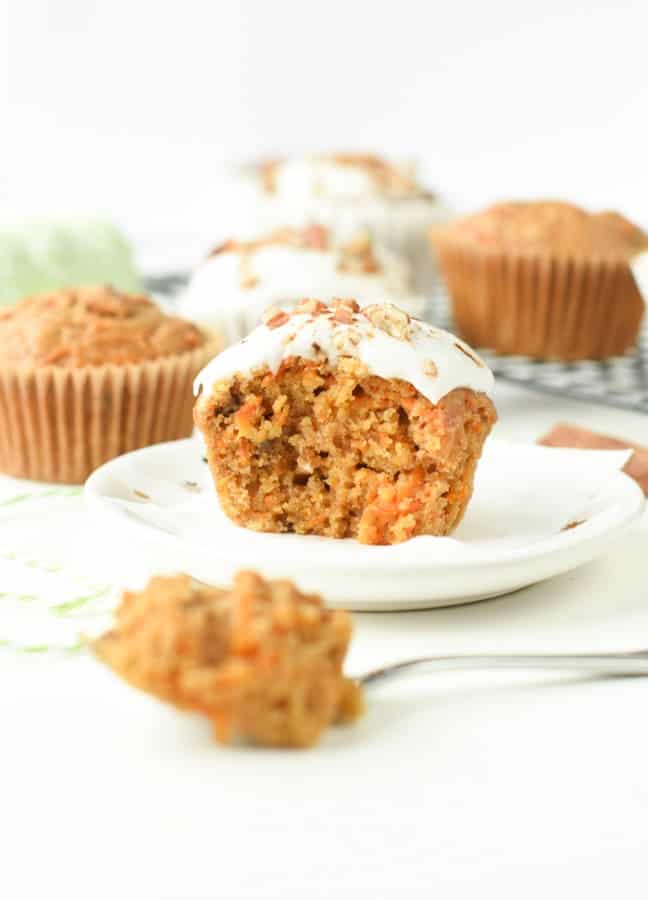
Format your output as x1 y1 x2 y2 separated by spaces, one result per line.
84 438 644 610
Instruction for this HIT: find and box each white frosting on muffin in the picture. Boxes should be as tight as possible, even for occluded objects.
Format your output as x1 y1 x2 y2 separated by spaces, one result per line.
263 155 423 201
178 227 425 344
226 156 452 296
195 300 494 408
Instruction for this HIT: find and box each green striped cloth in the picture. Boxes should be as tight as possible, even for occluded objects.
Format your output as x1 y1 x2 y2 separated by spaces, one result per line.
0 479 144 654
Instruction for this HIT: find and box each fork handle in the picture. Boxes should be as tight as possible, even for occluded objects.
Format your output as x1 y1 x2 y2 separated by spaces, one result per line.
360 652 648 685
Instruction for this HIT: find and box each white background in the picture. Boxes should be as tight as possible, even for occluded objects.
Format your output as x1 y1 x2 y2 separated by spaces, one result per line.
1 0 647 261
2 3 648 899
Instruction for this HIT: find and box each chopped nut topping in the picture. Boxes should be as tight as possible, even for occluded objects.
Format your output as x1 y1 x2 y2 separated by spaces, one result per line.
295 299 329 316
330 154 420 196
332 306 355 324
259 155 422 197
340 232 372 256
337 231 381 275
332 332 349 352
240 274 259 290
208 239 239 258
423 360 438 377
331 298 360 313
264 310 290 330
238 253 259 290
259 159 279 193
300 225 329 250
454 342 484 367
331 328 361 353
561 519 586 531
362 304 411 341
209 225 330 260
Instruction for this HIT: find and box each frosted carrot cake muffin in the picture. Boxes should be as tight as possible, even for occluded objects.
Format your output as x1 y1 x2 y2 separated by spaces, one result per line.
194 299 496 545
230 154 450 294
94 571 363 748
178 224 424 344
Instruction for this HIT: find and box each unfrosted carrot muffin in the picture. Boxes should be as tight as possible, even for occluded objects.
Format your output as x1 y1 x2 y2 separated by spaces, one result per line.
431 200 648 361
0 285 217 483
94 571 363 748
229 154 451 294
178 224 424 344
194 299 496 545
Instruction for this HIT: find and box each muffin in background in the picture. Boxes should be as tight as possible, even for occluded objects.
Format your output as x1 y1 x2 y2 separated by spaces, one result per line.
177 224 425 344
230 154 451 295
431 201 648 362
194 299 496 545
0 286 217 483
0 220 140 307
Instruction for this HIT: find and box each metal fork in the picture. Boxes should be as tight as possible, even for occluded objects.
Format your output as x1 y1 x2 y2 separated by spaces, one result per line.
359 651 648 685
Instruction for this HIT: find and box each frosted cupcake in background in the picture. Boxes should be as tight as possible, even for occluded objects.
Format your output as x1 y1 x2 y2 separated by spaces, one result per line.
228 154 451 295
177 224 425 344
0 220 140 306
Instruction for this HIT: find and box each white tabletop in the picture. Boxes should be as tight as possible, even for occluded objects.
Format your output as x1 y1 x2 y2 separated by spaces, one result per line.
2 379 647 900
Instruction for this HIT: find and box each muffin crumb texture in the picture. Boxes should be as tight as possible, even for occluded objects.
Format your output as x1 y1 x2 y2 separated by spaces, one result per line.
94 572 363 748
0 285 204 367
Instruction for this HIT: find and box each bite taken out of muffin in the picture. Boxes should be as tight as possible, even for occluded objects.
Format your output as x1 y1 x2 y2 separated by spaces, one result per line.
194 298 496 546
431 200 648 361
0 285 219 484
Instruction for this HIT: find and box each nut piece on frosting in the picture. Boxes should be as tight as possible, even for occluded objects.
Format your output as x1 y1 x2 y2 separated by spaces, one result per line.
362 303 411 340
94 571 363 749
257 154 424 199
